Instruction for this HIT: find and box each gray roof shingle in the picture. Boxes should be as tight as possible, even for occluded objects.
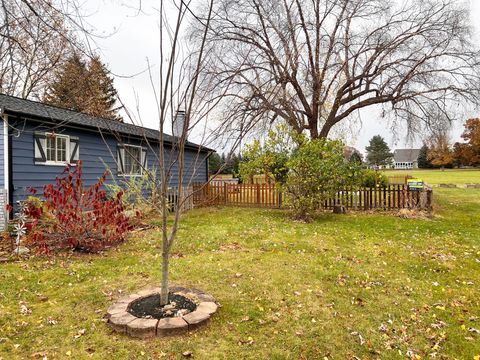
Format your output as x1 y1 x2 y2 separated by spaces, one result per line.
0 94 211 151
393 149 421 163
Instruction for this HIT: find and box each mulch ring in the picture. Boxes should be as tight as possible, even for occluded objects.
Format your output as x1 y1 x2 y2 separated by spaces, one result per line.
107 285 218 339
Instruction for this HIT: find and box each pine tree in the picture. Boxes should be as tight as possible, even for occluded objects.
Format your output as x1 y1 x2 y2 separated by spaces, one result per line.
365 135 393 166
350 151 363 164
208 153 223 174
85 56 123 121
417 144 432 168
44 54 122 121
43 54 89 112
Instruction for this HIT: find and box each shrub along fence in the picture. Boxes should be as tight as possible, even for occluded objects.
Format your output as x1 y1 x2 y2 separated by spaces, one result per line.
191 183 433 211
387 175 414 185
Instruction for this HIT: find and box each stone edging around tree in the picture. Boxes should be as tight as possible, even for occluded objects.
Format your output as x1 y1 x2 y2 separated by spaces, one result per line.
107 286 218 338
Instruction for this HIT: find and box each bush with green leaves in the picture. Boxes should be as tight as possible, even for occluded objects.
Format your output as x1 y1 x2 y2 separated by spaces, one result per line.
360 169 389 188
284 137 362 221
239 125 292 184
105 166 161 213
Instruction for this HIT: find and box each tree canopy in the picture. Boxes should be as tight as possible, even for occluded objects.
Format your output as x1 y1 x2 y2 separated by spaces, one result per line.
198 0 480 139
417 144 432 169
0 0 78 98
365 135 392 166
44 55 122 121
454 119 480 166
427 132 453 167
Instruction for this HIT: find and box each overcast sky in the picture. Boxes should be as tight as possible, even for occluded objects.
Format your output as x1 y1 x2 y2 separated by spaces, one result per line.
83 0 480 154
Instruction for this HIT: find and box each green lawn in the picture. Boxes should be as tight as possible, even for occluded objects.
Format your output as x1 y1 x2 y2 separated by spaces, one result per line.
1 188 479 359
384 168 480 186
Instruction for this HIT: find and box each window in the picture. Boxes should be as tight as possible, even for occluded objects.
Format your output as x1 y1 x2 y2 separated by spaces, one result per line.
117 144 146 176
46 134 68 163
34 132 80 166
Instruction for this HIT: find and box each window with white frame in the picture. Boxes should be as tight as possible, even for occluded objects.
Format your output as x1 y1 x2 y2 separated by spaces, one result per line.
34 132 80 166
117 144 146 176
46 134 69 164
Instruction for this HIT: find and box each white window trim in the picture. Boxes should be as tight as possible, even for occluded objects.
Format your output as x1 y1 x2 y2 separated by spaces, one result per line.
121 144 144 177
44 133 70 166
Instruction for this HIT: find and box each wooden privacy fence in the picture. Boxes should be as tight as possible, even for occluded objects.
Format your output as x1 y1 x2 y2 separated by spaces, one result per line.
166 186 194 212
192 183 433 211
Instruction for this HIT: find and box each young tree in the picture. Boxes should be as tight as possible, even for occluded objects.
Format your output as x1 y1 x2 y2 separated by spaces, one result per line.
454 118 480 166
44 54 123 121
417 144 432 169
150 0 224 306
365 136 393 167
199 0 480 139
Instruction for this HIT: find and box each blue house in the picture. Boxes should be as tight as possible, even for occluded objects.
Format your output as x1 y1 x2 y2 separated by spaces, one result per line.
0 94 212 226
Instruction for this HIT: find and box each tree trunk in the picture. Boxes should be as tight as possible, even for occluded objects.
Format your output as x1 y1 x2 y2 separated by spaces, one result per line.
160 251 170 305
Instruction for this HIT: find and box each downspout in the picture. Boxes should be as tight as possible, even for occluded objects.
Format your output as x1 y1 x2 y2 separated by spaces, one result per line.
1 108 10 223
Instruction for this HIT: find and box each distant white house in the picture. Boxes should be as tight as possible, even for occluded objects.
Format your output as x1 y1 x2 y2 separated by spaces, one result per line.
393 149 421 169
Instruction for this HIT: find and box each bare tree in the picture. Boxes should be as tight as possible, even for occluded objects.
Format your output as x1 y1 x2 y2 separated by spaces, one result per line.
198 0 480 139
0 0 87 99
144 0 221 306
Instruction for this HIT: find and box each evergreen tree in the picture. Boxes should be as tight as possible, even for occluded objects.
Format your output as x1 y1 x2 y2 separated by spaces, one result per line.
417 144 432 168
43 54 88 112
365 135 393 166
85 56 123 121
350 151 363 164
44 54 122 121
208 153 223 174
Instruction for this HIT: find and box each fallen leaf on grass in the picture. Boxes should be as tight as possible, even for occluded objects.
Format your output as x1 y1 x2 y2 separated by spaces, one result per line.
240 316 250 322
31 351 48 358
350 331 365 345
19 303 31 316
238 336 254 346
47 317 57 325
74 329 86 339
219 242 242 252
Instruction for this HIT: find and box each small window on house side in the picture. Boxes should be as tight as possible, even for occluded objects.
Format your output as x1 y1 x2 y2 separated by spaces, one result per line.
46 134 69 164
118 144 146 176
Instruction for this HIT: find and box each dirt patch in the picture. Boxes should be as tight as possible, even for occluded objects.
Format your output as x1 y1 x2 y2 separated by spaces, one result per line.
397 209 433 220
128 293 197 320
219 242 242 251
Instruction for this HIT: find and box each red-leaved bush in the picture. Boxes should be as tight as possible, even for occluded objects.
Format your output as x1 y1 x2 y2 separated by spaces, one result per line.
26 161 134 253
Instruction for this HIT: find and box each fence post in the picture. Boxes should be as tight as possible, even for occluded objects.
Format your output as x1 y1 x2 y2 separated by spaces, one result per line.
224 183 227 205
427 189 433 210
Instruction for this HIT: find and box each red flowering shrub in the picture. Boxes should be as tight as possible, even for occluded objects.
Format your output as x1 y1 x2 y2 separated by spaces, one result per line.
26 161 134 253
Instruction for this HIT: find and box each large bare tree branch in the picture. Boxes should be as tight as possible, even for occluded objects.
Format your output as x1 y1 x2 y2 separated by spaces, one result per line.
197 0 480 139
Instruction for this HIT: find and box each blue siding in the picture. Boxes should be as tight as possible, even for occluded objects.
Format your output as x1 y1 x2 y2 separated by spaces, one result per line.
0 118 4 189
9 118 208 206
